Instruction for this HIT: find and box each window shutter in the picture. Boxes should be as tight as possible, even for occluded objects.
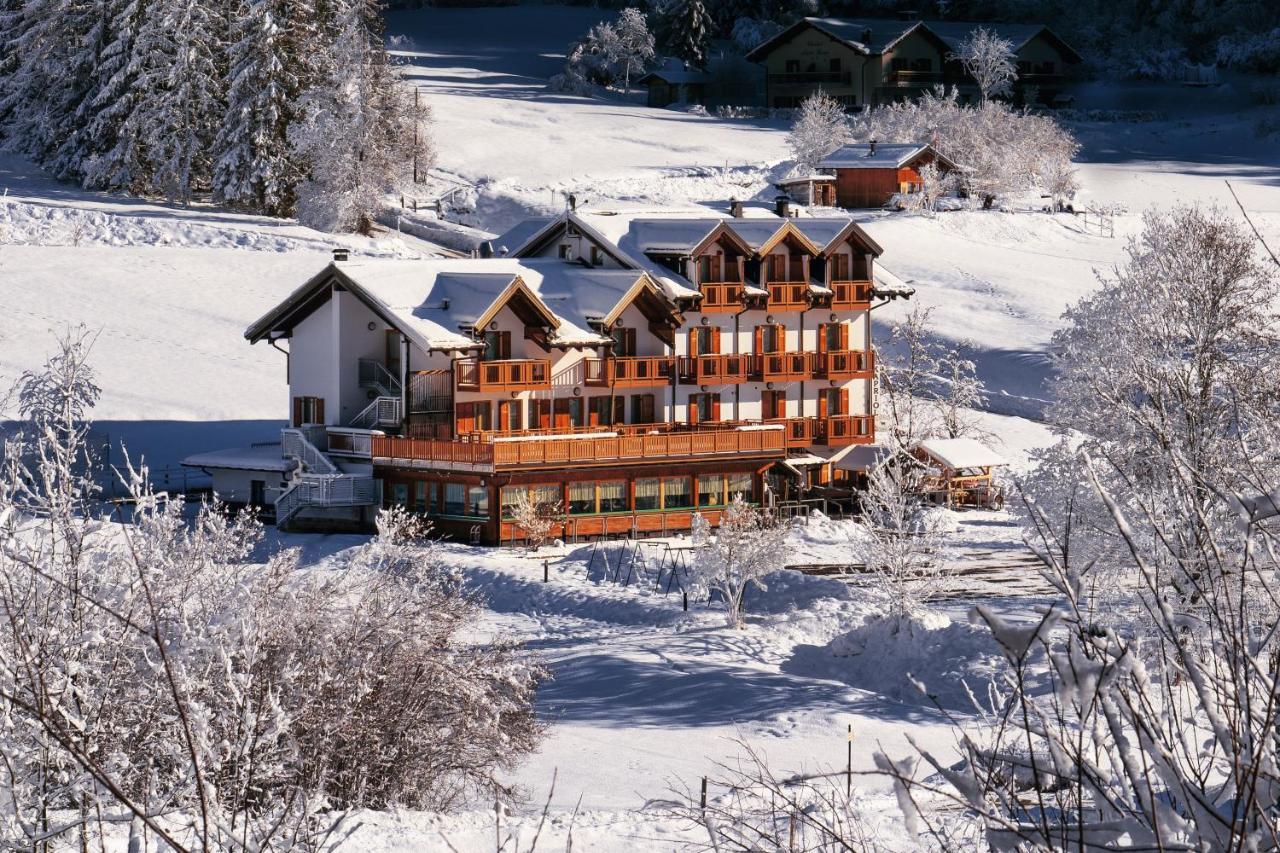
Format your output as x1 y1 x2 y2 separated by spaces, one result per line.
688 329 699 357
292 397 303 427
838 323 849 352
711 393 721 422
818 390 829 419
709 326 721 354
624 327 636 356
315 398 325 425
688 394 700 425
817 323 829 354
753 326 764 355
839 388 849 415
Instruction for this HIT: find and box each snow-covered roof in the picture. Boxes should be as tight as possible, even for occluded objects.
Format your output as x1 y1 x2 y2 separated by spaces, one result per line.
637 69 711 85
491 217 552 256
917 438 1007 470
182 445 294 473
834 444 897 472
620 219 724 254
818 143 942 170
776 173 836 186
245 257 669 352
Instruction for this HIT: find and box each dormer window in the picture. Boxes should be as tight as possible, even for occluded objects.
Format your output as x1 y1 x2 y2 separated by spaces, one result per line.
558 244 572 260
591 246 603 266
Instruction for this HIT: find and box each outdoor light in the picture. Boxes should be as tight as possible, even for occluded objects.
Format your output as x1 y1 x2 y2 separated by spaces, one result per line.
489 321 499 331
766 382 774 390
830 380 839 387
367 321 377 331
700 384 708 392
700 316 710 326
510 391 519 399
573 387 581 396
766 314 775 324
829 313 838 323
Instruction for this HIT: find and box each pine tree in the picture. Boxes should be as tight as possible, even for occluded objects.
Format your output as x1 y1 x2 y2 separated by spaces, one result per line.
81 0 154 192
660 0 712 71
213 0 310 214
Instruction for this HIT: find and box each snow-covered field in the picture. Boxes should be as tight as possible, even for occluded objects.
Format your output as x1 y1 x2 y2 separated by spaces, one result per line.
2 3 1279 848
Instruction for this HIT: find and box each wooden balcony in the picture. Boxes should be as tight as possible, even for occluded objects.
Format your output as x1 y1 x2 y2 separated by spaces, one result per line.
679 354 752 385
455 359 551 393
769 417 815 448
817 350 874 380
370 423 786 473
766 282 809 311
831 280 873 308
757 351 815 381
816 415 875 447
584 356 676 388
700 282 744 313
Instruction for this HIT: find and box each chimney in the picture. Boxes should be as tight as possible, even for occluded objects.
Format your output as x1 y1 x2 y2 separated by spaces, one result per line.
478 240 494 258
729 197 745 218
868 139 877 156
332 248 349 262
567 192 577 212
775 194 792 218
441 298 450 310
860 27 872 45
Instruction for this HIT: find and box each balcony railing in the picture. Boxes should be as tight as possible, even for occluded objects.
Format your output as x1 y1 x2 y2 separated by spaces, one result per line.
455 358 551 392
817 350 874 380
769 71 852 85
679 354 753 385
885 70 947 85
758 351 814 381
831 280 873 308
816 415 875 446
371 423 787 472
700 282 743 313
769 417 815 447
584 356 676 388
766 282 809 311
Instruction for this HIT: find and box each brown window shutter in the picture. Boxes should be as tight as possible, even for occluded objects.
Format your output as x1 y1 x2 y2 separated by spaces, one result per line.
818 390 829 419
839 388 849 415
753 326 763 355
711 393 721 422
817 323 829 354
624 327 636 356
614 396 626 424
292 397 303 427
688 394 700 425
709 325 721 354
499 331 512 360
688 328 699 356
839 323 849 351
315 397 325 425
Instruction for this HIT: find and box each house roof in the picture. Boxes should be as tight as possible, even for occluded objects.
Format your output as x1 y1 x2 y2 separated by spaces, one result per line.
917 438 1008 470
746 17 1082 64
245 258 671 353
182 444 295 473
817 142 957 172
637 69 711 85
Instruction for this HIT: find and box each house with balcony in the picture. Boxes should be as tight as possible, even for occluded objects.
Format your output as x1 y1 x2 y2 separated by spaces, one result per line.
186 207 911 544
745 17 1082 109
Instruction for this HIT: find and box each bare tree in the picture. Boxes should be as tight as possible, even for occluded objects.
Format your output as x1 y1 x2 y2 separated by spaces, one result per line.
953 27 1017 102
688 496 786 629
509 489 564 551
933 340 987 439
877 304 939 451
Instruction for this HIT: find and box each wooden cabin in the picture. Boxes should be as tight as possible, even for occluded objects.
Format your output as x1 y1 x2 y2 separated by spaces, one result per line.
775 174 838 208
817 141 957 209
913 437 1007 508
638 68 711 108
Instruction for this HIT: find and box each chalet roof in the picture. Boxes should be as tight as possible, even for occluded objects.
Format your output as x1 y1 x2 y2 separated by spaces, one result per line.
182 444 295 473
619 218 724 254
790 217 884 255
637 69 711 85
491 217 551 256
817 142 956 170
724 219 792 251
917 438 1008 470
746 17 1082 64
244 258 669 352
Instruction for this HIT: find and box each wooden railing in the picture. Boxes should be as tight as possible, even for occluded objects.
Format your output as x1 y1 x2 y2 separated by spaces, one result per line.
816 415 875 446
583 356 676 388
700 282 743 313
769 417 815 447
817 350 874 379
371 423 786 471
455 359 551 392
758 351 815 381
678 354 753 385
767 282 809 311
831 280 873 307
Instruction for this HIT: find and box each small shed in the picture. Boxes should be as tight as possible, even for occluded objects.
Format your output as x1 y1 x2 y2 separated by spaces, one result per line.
913 438 1007 508
817 141 958 209
637 68 711 108
775 173 838 207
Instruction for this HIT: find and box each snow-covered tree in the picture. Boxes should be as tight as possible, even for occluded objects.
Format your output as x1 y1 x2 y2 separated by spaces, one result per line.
213 0 311 215
688 495 785 629
508 489 563 551
614 8 656 91
878 304 939 450
787 90 848 173
658 0 712 71
952 26 1017 102
933 341 986 439
900 159 958 216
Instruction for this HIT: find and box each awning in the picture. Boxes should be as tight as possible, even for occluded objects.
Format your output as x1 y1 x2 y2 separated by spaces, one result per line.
834 444 896 472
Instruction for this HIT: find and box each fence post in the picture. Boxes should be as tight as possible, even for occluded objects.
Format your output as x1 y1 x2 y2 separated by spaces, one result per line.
846 724 854 797
700 776 707 811
543 559 549 583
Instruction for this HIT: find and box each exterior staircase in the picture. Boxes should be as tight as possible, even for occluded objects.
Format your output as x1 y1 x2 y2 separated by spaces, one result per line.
351 359 404 429
276 426 381 529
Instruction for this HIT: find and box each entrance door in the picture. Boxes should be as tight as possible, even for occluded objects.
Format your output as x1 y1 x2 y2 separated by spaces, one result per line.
250 480 266 507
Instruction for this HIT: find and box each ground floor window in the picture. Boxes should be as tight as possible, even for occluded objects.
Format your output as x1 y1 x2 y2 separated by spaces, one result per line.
391 482 409 507
635 478 660 511
441 482 488 517
663 476 693 509
414 481 429 513
569 480 628 514
698 474 726 508
501 484 563 518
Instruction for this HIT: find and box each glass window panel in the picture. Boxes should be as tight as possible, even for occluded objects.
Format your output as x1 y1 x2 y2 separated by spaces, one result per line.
599 481 626 513
392 483 409 507
728 473 753 500
501 486 523 518
414 481 428 513
467 486 489 517
634 478 660 511
662 477 692 509
443 483 466 515
568 482 596 515
532 484 561 509
698 474 726 507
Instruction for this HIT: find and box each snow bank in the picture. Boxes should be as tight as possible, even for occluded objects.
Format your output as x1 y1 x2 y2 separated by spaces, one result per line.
802 611 1006 710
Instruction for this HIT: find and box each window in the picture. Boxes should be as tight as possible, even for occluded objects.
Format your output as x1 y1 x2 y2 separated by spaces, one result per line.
599 481 627 513
631 393 656 424
554 397 584 428
250 480 266 507
456 400 492 433
911 57 932 72
444 483 466 515
569 481 596 515
558 243 572 259
830 253 850 280
825 322 846 352
728 473 753 501
392 483 409 507
766 253 787 281
467 485 489 517
698 474 726 508
663 476 692 509
698 255 722 284
497 399 523 432
501 484 561 518
689 393 720 423
611 326 636 356
501 486 522 518
891 57 908 71
590 246 603 266
763 390 786 420
292 395 324 427
690 326 719 356
635 478 660 511
414 481 428 513
482 330 511 361
757 324 782 354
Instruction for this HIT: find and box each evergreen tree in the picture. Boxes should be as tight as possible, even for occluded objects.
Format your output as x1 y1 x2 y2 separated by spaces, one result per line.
81 0 154 192
659 0 712 71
